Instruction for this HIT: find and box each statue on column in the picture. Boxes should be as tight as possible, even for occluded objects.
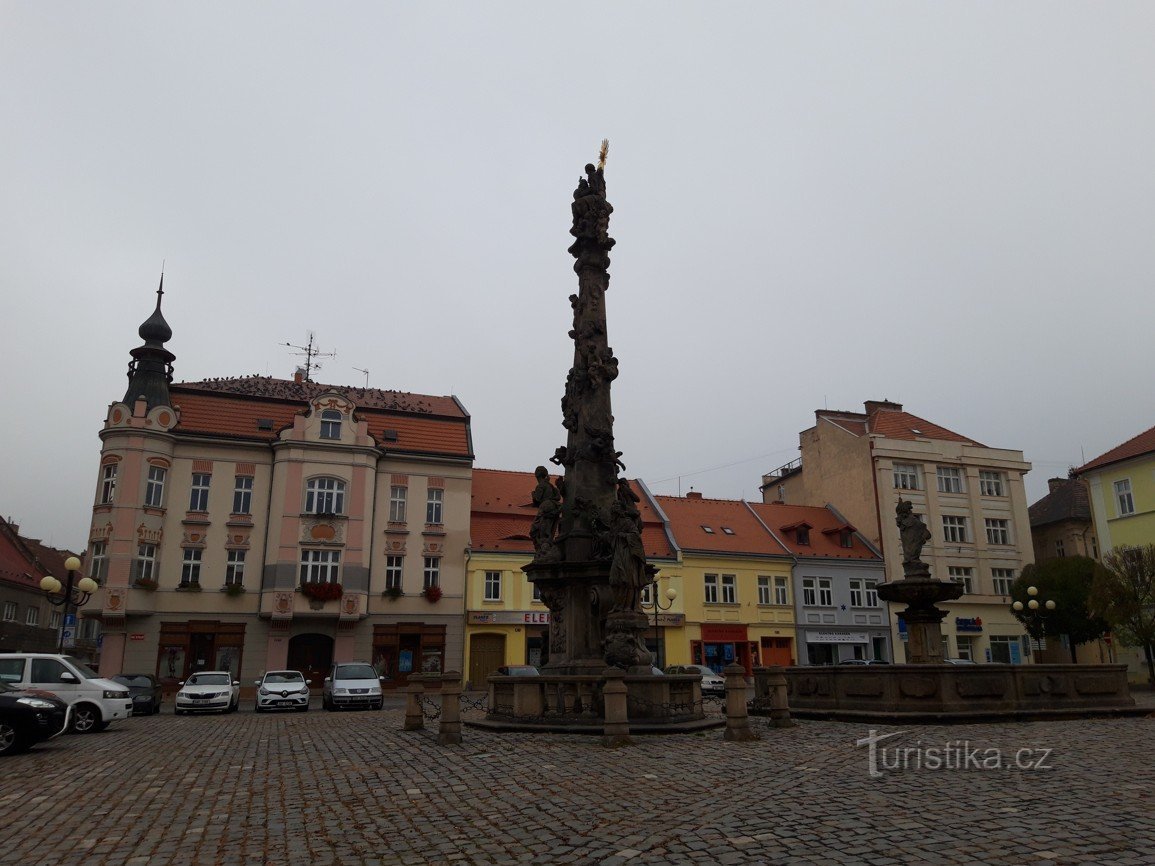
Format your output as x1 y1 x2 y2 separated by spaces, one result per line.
530 467 562 563
896 499 932 576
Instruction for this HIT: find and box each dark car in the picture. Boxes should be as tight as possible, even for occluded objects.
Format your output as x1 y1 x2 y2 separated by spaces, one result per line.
0 682 70 756
112 674 163 715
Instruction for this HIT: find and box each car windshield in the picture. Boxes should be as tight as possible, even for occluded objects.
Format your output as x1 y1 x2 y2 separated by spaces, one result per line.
113 675 153 687
188 674 230 685
264 672 304 683
63 656 100 679
335 665 376 680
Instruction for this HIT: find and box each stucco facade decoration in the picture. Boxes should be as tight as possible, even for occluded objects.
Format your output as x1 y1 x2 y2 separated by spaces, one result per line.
763 400 1034 665
86 290 473 691
465 469 679 686
746 502 889 665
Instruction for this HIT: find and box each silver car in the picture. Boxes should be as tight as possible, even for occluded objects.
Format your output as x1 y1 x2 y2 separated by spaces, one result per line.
175 671 240 714
322 662 385 711
665 664 726 696
255 671 310 713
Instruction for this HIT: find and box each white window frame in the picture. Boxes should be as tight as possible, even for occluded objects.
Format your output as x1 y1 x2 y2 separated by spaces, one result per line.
948 566 974 594
979 471 1005 497
818 577 833 607
2 602 15 622
100 464 117 504
25 606 38 627
300 549 341 584
802 577 816 607
89 542 108 582
145 465 167 508
720 574 737 604
225 550 246 587
849 579 864 607
757 576 771 605
704 573 719 604
426 488 444 525
389 486 407 523
423 556 440 589
640 583 654 605
992 568 1015 596
484 570 502 602
50 610 61 630
942 515 968 543
189 473 211 512
385 555 404 591
865 580 879 607
134 543 157 583
180 548 203 587
320 409 342 440
984 518 1011 546
893 463 920 491
232 475 254 515
956 635 974 661
936 466 964 494
1115 479 1135 516
773 576 789 606
305 477 346 515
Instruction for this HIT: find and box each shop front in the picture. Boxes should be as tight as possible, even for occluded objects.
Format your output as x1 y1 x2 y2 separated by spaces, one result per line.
373 623 446 688
156 620 246 688
693 624 756 675
800 628 891 665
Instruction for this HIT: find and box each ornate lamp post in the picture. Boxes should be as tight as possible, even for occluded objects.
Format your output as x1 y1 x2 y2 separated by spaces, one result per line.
40 556 98 653
1012 585 1056 662
642 580 677 669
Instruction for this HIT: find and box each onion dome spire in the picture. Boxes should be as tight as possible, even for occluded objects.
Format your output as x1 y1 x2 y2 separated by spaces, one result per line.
123 270 176 409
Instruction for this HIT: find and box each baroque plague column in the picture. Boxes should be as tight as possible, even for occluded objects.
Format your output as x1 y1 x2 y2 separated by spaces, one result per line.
525 143 655 674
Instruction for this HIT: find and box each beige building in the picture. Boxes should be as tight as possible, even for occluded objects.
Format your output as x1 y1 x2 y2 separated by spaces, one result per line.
763 400 1034 664
87 286 473 690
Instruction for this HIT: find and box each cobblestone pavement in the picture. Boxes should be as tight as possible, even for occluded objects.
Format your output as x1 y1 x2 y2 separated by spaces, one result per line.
1 700 1153 866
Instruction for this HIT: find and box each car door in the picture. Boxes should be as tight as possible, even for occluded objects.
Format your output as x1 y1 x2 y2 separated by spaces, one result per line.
30 658 81 704
0 657 26 686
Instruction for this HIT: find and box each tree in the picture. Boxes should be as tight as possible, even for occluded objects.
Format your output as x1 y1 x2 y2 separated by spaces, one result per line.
1090 545 1155 685
1012 557 1109 663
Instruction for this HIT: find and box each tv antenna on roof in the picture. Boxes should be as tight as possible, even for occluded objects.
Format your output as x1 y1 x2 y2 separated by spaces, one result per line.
282 332 336 383
353 367 370 388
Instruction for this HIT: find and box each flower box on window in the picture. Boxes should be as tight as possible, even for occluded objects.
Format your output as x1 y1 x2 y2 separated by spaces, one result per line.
423 585 443 603
133 578 158 591
383 586 403 600
223 584 247 597
300 581 344 602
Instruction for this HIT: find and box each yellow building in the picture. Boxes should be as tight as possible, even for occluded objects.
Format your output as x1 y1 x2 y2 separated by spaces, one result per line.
464 469 680 687
652 493 797 672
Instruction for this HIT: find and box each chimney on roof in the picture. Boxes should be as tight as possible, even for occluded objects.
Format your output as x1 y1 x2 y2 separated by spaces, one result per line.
294 367 305 384
864 400 902 415
1048 478 1067 494
686 491 703 500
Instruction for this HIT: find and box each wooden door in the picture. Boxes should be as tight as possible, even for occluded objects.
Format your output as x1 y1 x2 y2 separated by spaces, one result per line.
468 633 506 689
287 633 334 688
762 637 794 667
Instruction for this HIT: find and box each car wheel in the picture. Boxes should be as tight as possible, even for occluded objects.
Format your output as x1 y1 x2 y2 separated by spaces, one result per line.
373 700 383 711
0 720 29 756
254 704 263 713
229 698 239 714
153 700 162 715
70 704 102 734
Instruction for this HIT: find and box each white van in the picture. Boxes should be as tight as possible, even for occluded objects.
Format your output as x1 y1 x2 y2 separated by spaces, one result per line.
0 654 134 733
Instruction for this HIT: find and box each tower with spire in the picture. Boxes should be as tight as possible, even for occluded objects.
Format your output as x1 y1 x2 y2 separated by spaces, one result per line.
123 273 175 410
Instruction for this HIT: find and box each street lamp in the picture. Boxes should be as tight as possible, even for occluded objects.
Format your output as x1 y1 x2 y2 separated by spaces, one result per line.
40 556 98 653
1012 585 1056 662
642 580 677 669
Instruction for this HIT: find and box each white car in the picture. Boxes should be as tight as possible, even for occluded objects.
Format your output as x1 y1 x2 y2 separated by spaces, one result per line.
175 671 240 714
322 662 385 711
665 664 727 696
255 670 310 713
0 653 133 733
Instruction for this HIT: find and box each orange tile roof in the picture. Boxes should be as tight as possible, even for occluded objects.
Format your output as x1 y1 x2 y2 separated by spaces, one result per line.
746 502 881 561
815 407 981 445
470 468 676 559
0 517 81 591
169 385 472 458
1076 423 1155 475
175 376 465 417
654 495 790 557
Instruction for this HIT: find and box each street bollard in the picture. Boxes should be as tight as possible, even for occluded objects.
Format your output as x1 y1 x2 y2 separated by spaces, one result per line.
723 662 760 742
403 676 425 731
765 664 796 728
601 668 632 748
438 670 463 745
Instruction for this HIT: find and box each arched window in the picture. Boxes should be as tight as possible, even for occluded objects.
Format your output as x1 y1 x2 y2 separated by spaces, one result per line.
305 477 346 515
320 409 342 440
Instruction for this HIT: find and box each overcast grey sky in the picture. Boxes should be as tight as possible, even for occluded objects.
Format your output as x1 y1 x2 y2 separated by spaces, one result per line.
4 3 1154 549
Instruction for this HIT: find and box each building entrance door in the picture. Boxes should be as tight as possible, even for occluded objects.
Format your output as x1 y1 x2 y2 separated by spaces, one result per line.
468 633 505 689
762 637 794 666
287 633 334 688
188 633 215 674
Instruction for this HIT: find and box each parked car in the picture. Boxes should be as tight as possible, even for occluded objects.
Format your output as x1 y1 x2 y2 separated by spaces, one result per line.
0 682 70 756
944 658 977 665
495 665 539 676
175 671 240 715
838 659 891 666
322 663 385 711
112 674 163 715
254 671 310 713
0 653 133 733
665 664 726 695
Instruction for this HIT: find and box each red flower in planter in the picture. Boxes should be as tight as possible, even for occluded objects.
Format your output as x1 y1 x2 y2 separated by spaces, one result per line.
300 581 344 602
423 585 443 603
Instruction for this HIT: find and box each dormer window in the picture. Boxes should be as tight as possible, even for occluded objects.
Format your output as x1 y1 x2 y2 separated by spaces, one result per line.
840 529 853 549
701 525 715 534
797 527 810 545
721 527 735 535
320 409 342 440
306 477 346 515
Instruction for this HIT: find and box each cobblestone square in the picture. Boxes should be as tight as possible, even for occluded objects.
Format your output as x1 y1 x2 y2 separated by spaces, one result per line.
1 701 1152 865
